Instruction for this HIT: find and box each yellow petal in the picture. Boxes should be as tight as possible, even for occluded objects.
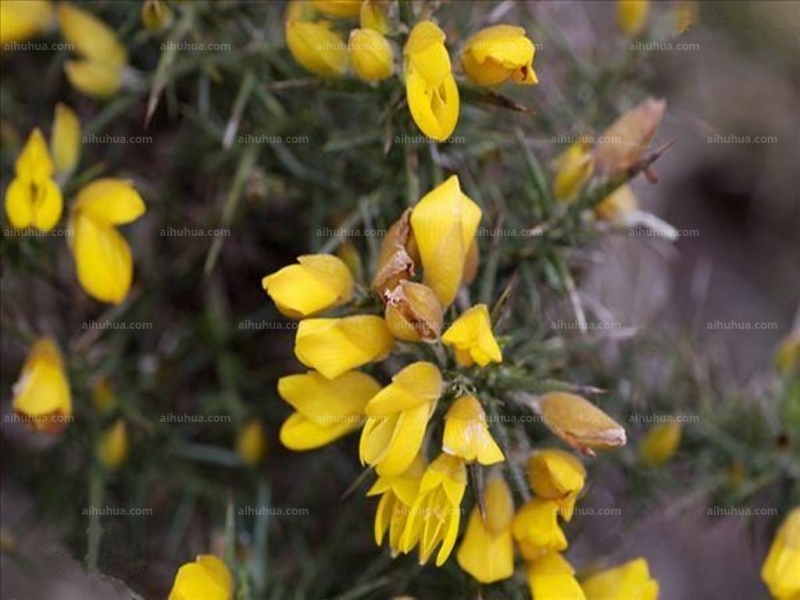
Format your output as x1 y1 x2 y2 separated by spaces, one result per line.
594 184 639 223
58 2 127 67
279 411 361 450
639 421 682 468
32 179 63 231
527 552 586 600
360 0 390 34
441 304 502 367
349 28 394 82
64 59 124 98
285 20 349 78
15 128 54 181
761 508 800 599
512 498 567 559
97 419 128 471
263 254 354 318
457 506 515 583
365 362 442 416
0 0 53 45
236 418 267 466
582 557 659 600
362 402 432 477
527 448 586 521
443 395 504 465
552 143 594 202
616 0 650 38
4 178 33 229
51 103 81 176
405 66 459 142
294 315 393 379
12 337 72 431
168 554 233 600
72 179 146 225
71 213 134 305
278 370 380 424
311 0 362 18
461 25 537 87
409 176 482 306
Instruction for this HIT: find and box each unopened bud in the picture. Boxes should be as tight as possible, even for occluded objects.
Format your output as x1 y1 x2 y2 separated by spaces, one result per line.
142 0 171 32
593 98 666 177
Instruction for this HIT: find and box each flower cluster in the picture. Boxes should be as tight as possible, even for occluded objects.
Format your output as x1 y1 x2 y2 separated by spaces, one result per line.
283 0 538 141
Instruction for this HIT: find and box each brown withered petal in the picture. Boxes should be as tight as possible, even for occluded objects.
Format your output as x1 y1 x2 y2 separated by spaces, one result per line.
372 209 416 296
592 98 666 177
385 281 444 342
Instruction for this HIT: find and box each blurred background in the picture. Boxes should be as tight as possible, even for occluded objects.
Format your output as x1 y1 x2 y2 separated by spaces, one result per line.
1 1 798 598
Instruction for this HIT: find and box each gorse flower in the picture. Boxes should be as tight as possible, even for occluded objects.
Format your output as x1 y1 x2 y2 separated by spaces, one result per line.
368 453 426 557
527 551 586 600
168 554 233 600
294 315 393 378
4 129 63 231
442 395 504 464
616 0 650 38
527 448 586 521
400 453 466 566
409 175 482 306
349 28 394 82
441 304 503 367
404 21 460 141
761 508 800 600
456 473 515 583
278 370 380 449
69 179 147 305
360 362 442 476
285 1 349 78
582 557 660 600
262 254 354 318
236 418 268 467
97 419 129 471
51 103 81 177
12 337 71 433
58 3 128 98
639 421 682 468
552 142 594 203
461 25 538 87
0 0 53 45
512 498 568 560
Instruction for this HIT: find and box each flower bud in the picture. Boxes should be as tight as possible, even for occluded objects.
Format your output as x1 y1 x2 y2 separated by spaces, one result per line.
761 508 800 600
535 392 626 457
263 254 354 318
552 143 593 203
461 25 537 87
0 0 54 45
527 552 584 600
97 420 128 471
616 0 650 38
141 0 172 33
639 421 682 468
285 19 349 78
92 377 116 414
593 97 666 177
312 0 361 18
168 555 233 600
372 209 415 296
360 0 390 34
51 103 81 176
384 281 443 342
349 28 394 82
236 418 267 467
12 337 72 433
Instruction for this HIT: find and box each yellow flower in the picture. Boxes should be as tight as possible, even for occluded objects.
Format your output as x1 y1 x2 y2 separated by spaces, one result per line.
262 254 354 318
404 21 460 141
527 552 586 600
594 184 638 223
97 419 128 471
312 0 362 18
409 175 482 306
168 554 233 600
360 362 442 476
51 103 81 176
141 0 172 33
285 18 349 78
443 395 504 464
527 448 586 522
0 0 53 45
4 129 63 231
775 332 800 376
639 421 682 468
536 392 626 457
616 0 650 38
592 97 666 177
442 304 502 367
294 315 393 379
552 143 594 202
761 508 800 600
512 498 568 560
461 25 537 87
673 1 698 36
360 0 390 34
12 337 72 433
400 453 466 566
92 377 116 414
236 418 268 467
384 281 444 342
349 28 394 82
69 179 147 305
58 3 128 98
368 454 426 556
582 557 659 600
278 370 380 450
456 474 515 583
